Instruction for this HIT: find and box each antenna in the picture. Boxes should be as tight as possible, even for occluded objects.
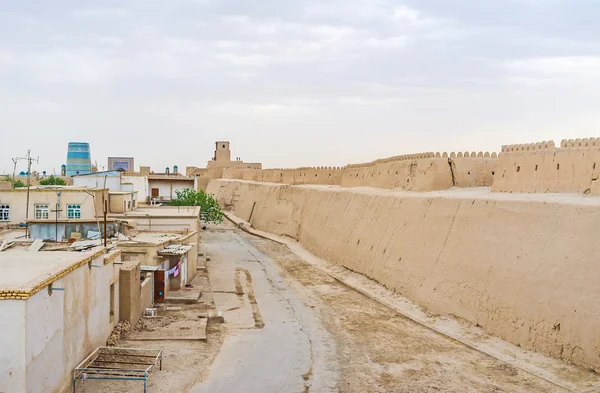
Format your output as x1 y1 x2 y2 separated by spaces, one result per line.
14 150 39 238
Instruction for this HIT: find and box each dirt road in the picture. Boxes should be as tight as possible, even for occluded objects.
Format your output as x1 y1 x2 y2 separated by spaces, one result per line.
190 221 588 393
77 221 598 393
239 230 575 393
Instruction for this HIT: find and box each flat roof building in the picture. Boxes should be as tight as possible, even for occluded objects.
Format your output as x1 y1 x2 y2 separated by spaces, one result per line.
0 186 107 228
0 244 121 393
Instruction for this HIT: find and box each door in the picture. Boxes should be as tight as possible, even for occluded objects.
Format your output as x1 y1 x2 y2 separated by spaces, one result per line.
154 270 165 303
151 188 159 198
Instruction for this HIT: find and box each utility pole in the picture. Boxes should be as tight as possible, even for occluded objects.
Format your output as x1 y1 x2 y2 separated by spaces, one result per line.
51 204 63 243
14 150 39 238
11 158 18 188
103 200 108 248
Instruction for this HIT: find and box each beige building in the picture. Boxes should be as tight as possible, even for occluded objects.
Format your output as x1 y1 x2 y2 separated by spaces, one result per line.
117 231 198 303
110 206 200 233
148 174 197 202
109 191 138 213
0 186 107 228
0 244 121 393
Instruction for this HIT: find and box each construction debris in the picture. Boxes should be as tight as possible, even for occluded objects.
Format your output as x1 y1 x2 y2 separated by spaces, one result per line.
27 239 44 252
106 321 131 346
0 240 15 252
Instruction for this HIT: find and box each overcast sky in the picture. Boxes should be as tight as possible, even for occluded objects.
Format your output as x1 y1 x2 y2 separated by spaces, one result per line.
1 0 599 174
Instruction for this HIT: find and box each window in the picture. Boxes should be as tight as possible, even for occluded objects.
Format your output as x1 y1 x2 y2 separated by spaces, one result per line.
67 204 81 219
0 204 9 221
35 204 49 219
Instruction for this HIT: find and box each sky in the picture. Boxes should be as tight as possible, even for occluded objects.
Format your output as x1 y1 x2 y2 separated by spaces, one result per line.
1 0 599 174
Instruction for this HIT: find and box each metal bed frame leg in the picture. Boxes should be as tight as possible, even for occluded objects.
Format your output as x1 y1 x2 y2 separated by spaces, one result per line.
72 371 76 393
144 372 148 393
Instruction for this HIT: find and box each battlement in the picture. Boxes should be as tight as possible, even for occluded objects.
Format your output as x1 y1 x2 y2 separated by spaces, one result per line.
436 152 498 158
493 136 600 195
345 152 435 169
501 141 556 153
199 137 600 195
560 138 600 148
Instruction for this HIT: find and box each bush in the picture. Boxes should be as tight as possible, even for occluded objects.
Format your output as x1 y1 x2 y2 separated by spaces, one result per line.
169 188 224 224
39 175 67 186
2 176 25 188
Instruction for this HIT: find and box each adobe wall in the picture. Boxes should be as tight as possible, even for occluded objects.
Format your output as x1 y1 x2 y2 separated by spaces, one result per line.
119 261 142 326
493 139 600 194
216 151 498 191
208 179 600 371
141 275 152 311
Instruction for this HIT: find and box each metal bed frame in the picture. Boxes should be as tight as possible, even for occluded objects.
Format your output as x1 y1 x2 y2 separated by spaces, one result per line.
73 346 163 392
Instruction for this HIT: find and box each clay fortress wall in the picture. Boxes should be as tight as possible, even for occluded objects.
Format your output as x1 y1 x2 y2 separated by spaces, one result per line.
200 136 600 371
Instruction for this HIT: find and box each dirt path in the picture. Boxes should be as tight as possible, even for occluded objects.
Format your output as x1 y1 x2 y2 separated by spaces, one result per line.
72 273 225 393
244 232 572 393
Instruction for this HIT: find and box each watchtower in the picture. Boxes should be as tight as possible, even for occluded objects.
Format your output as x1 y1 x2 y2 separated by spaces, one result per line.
214 141 231 162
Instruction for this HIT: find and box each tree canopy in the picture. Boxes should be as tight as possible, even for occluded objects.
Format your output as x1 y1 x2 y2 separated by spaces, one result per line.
39 175 67 186
169 188 224 224
2 176 25 188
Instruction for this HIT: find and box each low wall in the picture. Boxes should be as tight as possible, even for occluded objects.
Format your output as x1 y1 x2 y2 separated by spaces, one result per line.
208 179 600 371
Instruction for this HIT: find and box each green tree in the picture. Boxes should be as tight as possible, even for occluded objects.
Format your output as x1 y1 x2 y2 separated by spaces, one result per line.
170 188 224 224
2 176 25 188
39 175 67 186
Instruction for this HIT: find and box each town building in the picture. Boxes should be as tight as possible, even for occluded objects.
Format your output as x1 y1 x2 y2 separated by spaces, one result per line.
72 171 140 212
117 230 198 303
0 186 107 228
147 171 197 203
0 244 121 393
108 157 135 172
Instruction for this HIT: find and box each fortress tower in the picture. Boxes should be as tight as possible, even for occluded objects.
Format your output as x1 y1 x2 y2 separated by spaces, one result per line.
214 141 231 162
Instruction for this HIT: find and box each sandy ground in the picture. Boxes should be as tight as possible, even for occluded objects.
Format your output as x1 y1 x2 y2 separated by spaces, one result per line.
71 272 225 393
244 231 576 393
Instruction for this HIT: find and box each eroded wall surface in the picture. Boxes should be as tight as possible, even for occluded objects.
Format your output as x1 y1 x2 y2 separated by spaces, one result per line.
208 179 600 371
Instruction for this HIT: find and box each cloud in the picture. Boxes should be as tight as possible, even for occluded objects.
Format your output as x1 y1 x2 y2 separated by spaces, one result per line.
507 57 600 79
365 36 408 48
394 5 420 22
71 7 128 19
2 0 600 170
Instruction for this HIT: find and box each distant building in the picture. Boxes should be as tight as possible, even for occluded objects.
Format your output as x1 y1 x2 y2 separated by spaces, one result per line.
205 141 262 170
66 142 92 176
108 157 135 172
